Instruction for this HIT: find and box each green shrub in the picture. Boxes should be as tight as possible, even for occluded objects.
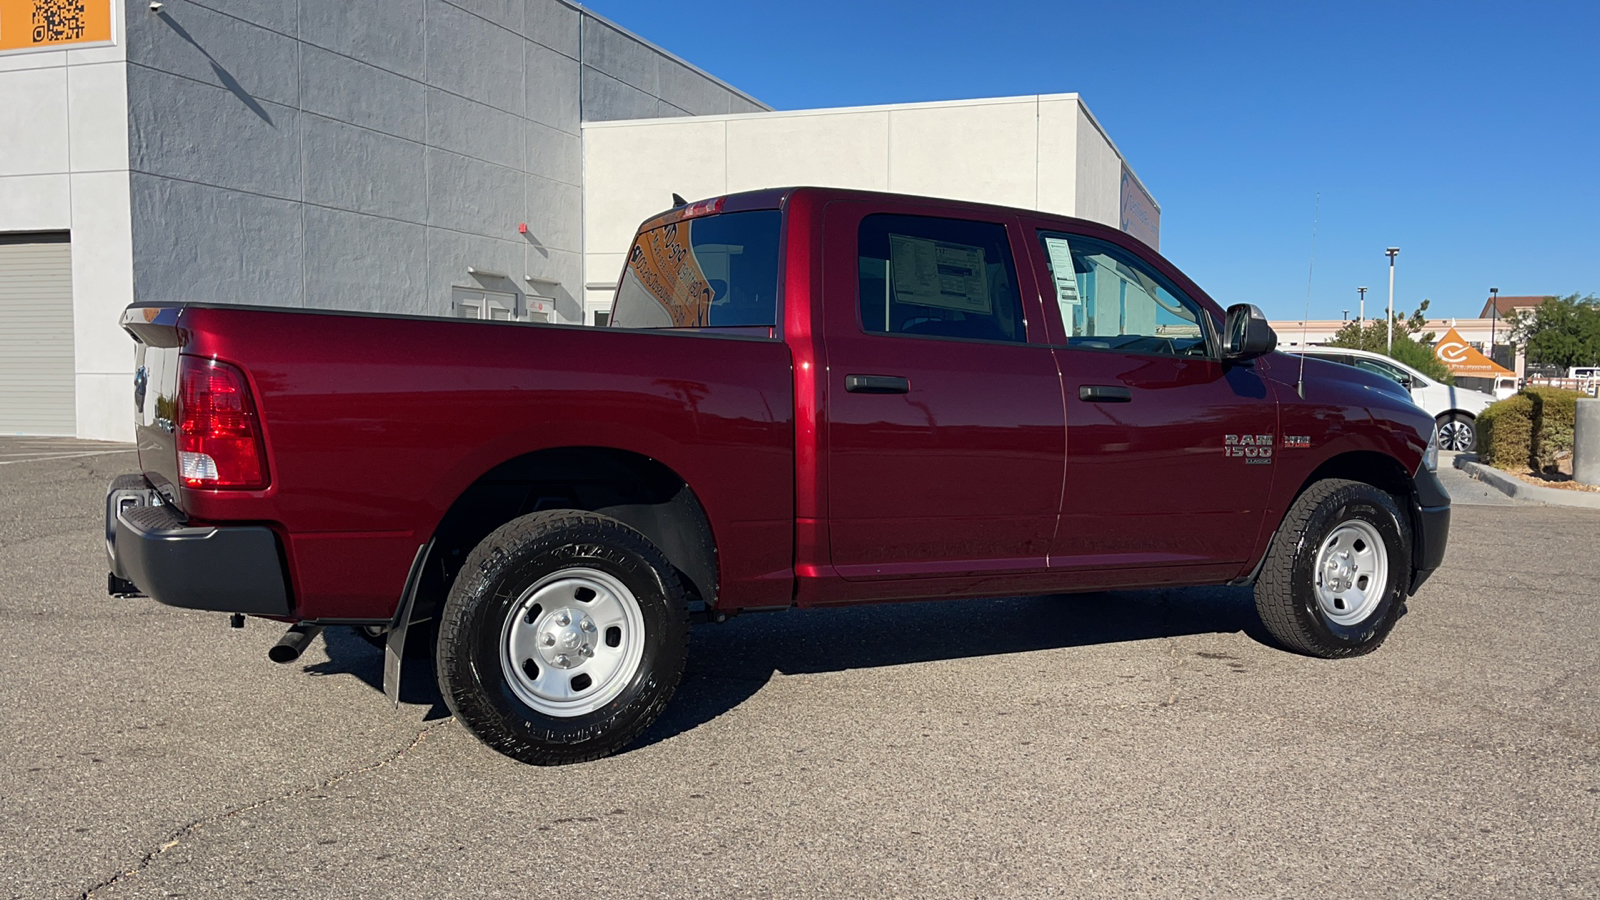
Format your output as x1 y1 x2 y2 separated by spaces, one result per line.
1477 394 1533 469
1525 386 1588 472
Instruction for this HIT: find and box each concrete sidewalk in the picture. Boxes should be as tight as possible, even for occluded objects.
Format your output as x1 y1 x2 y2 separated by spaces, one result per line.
1453 451 1600 509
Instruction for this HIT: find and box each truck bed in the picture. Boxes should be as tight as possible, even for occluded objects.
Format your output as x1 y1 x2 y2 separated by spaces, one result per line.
124 304 796 620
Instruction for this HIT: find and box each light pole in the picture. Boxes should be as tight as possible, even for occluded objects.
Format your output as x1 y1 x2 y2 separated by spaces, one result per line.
1385 248 1400 354
1343 310 1349 321
1358 286 1367 324
1489 287 1500 361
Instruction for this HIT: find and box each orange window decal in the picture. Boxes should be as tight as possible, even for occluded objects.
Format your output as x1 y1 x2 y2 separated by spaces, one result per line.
0 0 113 53
625 220 715 327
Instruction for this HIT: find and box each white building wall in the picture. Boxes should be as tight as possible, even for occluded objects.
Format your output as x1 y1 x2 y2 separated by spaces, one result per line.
0 0 133 441
580 94 1159 321
1072 103 1123 228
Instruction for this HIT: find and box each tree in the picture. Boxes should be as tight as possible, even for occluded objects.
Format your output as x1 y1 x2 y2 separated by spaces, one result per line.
1323 299 1454 383
1506 294 1600 371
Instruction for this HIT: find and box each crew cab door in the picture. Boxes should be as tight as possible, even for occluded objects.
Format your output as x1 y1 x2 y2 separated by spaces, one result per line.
1021 223 1277 572
821 203 1064 580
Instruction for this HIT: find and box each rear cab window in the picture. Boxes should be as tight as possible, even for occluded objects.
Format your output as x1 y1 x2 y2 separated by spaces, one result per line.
609 208 782 334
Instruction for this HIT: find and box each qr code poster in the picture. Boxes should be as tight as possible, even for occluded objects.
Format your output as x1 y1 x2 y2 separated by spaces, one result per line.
0 0 113 54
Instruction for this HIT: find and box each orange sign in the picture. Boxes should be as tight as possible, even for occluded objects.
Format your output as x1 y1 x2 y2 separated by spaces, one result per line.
1433 326 1514 377
0 0 113 53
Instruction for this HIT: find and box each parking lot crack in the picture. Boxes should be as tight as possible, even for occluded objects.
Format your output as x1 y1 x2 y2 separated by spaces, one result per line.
76 718 452 899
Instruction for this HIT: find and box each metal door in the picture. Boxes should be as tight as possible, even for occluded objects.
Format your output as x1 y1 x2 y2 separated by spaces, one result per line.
0 234 75 435
822 203 1065 580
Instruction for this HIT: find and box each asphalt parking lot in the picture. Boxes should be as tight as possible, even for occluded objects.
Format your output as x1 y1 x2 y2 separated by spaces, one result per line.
3 442 1596 899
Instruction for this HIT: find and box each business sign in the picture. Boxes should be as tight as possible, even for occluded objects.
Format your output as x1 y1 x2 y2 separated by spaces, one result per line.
0 0 114 54
1433 326 1514 377
1119 165 1160 250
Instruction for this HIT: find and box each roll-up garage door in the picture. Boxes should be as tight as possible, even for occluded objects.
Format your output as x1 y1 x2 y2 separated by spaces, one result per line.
0 233 75 435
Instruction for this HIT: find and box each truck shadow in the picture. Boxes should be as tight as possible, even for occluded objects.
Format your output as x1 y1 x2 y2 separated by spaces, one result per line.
306 628 453 721
305 584 1274 742
636 583 1273 750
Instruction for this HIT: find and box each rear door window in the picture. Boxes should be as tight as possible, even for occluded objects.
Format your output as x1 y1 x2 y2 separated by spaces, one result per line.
857 214 1025 343
610 210 781 329
1352 357 1410 385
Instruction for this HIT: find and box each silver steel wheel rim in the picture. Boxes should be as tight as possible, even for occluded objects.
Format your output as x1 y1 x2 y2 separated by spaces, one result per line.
1437 420 1473 451
1313 520 1389 626
499 567 646 718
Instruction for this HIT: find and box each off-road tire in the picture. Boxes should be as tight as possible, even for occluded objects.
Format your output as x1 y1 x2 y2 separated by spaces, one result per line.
436 510 689 765
1255 479 1411 658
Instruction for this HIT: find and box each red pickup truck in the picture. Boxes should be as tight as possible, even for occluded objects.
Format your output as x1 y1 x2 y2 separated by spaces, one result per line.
106 187 1449 765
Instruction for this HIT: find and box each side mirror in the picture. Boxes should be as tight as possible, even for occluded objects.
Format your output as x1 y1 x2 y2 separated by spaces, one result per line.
1223 303 1277 361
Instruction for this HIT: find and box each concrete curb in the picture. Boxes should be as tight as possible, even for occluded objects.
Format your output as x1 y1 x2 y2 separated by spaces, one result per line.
1453 454 1600 509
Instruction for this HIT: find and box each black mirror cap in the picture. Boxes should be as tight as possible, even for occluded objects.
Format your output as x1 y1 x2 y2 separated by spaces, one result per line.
1224 303 1277 361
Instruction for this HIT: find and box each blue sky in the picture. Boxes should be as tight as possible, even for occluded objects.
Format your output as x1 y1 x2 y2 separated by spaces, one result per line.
587 0 1598 321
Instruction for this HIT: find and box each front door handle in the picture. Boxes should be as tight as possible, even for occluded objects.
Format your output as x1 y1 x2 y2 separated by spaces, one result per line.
1079 384 1132 403
845 374 911 394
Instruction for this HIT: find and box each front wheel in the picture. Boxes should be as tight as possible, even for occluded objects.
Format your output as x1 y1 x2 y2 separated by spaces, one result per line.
435 510 690 765
1435 412 1476 452
1254 479 1412 658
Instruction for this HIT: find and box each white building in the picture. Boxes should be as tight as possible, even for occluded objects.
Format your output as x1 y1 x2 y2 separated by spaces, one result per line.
0 0 1157 441
581 94 1158 324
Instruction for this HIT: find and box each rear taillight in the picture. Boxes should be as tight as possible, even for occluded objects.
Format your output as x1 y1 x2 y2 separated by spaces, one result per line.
176 357 269 489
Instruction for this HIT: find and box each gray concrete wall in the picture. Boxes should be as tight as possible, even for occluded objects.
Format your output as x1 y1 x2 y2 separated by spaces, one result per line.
123 0 765 324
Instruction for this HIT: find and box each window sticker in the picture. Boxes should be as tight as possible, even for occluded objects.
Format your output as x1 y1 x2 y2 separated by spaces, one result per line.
1041 235 1082 335
887 234 991 314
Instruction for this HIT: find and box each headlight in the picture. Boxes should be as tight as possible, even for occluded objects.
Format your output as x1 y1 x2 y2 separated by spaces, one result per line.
1424 426 1439 473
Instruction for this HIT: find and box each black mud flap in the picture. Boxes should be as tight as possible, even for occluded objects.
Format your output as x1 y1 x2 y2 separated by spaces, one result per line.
383 541 433 708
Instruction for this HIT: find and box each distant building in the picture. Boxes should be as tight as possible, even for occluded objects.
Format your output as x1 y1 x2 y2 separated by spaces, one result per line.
1480 294 1549 320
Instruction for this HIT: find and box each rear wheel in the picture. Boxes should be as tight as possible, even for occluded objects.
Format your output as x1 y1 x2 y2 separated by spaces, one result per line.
1254 479 1411 658
435 510 689 765
1435 412 1476 452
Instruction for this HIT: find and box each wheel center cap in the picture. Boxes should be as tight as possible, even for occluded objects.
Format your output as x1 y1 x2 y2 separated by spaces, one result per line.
1323 551 1356 593
536 607 597 669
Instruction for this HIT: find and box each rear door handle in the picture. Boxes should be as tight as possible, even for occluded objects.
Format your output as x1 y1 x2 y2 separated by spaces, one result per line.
845 374 910 394
1079 385 1132 403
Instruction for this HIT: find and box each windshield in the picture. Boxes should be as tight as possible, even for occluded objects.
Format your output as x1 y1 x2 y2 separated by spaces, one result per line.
609 210 781 329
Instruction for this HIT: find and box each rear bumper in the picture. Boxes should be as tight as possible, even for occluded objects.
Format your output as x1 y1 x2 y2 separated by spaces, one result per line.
1408 465 1452 594
105 475 292 616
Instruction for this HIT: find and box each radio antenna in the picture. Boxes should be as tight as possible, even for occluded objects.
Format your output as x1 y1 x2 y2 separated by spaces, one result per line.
1297 192 1320 398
